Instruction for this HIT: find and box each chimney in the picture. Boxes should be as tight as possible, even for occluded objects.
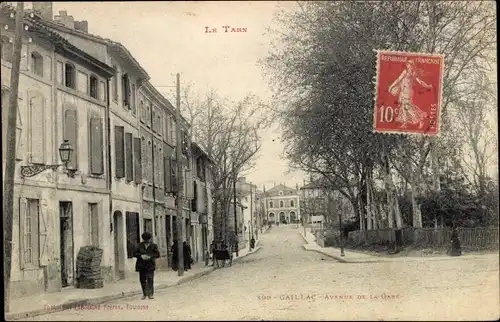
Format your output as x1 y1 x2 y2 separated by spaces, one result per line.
75 20 88 33
32 2 53 21
54 10 75 30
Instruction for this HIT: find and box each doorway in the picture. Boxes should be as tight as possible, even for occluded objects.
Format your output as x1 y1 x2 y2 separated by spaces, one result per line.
59 202 74 287
113 211 125 280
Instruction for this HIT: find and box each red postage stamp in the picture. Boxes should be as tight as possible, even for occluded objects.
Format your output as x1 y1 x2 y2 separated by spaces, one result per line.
373 50 444 136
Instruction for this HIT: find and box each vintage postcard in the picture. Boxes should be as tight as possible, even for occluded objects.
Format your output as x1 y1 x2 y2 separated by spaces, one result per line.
2 1 498 321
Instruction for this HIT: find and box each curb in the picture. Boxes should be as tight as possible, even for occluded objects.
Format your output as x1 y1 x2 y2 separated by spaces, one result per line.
6 267 216 321
302 244 348 263
7 247 263 321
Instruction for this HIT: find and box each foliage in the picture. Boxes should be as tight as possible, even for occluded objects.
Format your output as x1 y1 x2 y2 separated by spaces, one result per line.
181 85 271 240
261 1 497 229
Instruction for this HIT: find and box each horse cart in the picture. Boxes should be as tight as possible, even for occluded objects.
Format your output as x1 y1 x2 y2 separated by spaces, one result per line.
212 243 233 268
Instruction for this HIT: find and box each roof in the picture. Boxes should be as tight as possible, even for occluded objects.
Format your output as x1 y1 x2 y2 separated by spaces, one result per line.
28 8 149 80
191 141 216 164
0 5 115 78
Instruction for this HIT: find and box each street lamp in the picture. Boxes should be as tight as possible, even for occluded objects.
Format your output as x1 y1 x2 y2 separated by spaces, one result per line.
21 140 78 178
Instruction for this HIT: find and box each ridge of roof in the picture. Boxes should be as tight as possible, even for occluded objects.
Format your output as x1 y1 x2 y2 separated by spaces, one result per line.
34 12 149 80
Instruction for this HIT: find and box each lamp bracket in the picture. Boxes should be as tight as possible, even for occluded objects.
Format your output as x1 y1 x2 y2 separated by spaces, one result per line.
21 164 62 178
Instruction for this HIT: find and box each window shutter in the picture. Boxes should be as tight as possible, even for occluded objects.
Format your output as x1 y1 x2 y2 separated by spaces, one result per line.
164 157 171 192
64 109 78 169
90 117 104 175
19 198 27 269
125 132 133 182
114 126 125 178
133 137 142 184
170 158 177 193
38 199 49 266
30 95 45 164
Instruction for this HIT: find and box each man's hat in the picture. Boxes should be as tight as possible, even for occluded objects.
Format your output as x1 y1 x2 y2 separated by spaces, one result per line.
142 232 152 241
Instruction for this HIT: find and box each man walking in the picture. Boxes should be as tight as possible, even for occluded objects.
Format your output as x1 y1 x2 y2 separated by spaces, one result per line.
134 232 160 300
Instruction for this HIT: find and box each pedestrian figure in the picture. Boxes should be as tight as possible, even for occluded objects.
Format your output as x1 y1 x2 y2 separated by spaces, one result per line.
134 232 160 300
450 228 462 256
210 240 216 266
183 241 192 270
171 240 179 271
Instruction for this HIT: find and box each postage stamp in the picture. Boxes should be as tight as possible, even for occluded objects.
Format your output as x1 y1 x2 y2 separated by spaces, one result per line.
373 50 444 136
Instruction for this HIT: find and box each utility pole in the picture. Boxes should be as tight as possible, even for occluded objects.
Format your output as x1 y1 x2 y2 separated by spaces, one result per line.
232 162 239 257
4 2 24 313
175 73 184 276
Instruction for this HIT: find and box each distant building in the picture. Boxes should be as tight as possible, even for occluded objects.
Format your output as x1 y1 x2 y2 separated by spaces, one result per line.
264 184 301 224
300 177 357 228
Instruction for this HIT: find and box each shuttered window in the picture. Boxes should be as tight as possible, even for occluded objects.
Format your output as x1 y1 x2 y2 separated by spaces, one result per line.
19 198 41 269
89 117 104 175
170 158 178 193
29 94 45 164
89 203 99 246
64 108 78 169
141 137 146 182
125 132 133 182
133 137 142 184
131 84 136 115
126 212 140 258
164 156 171 192
114 126 125 178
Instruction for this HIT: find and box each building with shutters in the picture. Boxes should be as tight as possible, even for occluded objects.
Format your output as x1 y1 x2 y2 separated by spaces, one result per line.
138 81 193 269
264 184 301 225
1 6 115 298
189 142 215 264
33 6 151 281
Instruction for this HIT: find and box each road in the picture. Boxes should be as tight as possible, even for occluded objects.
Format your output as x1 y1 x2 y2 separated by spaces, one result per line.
27 225 499 321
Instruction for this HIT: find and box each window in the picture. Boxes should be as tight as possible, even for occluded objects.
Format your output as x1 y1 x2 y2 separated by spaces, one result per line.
143 218 153 234
56 62 63 84
140 100 145 122
122 73 130 108
126 212 140 258
89 75 98 99
77 71 88 93
141 137 146 182
64 107 78 169
99 81 106 102
19 198 44 268
279 191 283 196
30 52 43 77
164 156 171 192
280 200 284 208
269 201 273 208
112 65 118 101
131 84 136 115
152 110 156 132
29 94 46 164
125 132 133 182
89 203 99 246
146 105 151 127
133 137 142 184
114 126 125 178
164 115 170 142
89 116 104 175
1 36 13 62
147 140 152 182
157 114 162 136
290 200 294 207
64 63 76 89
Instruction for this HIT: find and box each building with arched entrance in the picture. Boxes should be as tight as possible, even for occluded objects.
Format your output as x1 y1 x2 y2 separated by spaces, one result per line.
263 184 300 224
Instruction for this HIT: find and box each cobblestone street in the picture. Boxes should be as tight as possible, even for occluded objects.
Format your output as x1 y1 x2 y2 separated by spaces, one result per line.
25 226 499 321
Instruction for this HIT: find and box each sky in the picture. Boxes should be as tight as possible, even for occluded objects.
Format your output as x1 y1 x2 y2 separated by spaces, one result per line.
43 1 306 191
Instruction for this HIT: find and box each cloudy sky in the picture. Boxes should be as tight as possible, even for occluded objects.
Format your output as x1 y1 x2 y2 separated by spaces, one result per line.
42 1 306 190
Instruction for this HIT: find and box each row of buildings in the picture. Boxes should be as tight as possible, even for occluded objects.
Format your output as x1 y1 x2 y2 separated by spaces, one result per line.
1 3 216 298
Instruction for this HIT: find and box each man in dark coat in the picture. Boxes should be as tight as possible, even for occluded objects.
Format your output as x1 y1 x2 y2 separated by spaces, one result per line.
183 241 192 270
134 232 160 300
171 240 178 271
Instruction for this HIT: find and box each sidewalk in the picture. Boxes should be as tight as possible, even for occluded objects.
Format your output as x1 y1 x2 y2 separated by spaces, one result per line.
299 228 499 264
6 244 261 321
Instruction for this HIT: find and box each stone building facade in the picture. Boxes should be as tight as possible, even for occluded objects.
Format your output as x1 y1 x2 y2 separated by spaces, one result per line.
1 7 115 298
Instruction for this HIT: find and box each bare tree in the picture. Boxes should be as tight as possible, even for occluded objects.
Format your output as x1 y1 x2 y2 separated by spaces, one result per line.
181 86 271 241
261 1 496 231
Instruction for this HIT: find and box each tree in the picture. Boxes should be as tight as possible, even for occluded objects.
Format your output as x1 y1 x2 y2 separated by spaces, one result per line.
261 1 496 231
181 85 271 241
